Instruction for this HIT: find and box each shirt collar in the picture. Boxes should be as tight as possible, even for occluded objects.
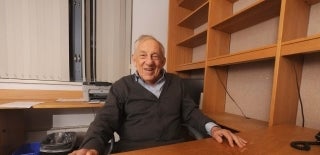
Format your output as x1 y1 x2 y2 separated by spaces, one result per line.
134 69 166 84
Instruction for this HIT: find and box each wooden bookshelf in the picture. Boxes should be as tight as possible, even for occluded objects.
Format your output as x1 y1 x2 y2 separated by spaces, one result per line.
178 0 207 10
207 45 276 66
281 34 320 56
175 61 205 71
178 2 209 29
212 0 281 33
177 30 207 48
168 0 320 130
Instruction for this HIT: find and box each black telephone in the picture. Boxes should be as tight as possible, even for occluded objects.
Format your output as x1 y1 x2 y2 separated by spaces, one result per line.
290 132 320 151
40 132 77 154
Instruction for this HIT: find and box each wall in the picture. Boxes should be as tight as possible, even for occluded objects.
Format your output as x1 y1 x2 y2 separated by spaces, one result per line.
131 0 169 71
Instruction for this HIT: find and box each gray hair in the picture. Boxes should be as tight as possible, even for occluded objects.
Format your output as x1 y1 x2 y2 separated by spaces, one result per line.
133 35 165 57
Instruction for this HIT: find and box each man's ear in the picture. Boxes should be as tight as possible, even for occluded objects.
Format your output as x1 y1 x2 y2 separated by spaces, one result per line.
162 57 166 67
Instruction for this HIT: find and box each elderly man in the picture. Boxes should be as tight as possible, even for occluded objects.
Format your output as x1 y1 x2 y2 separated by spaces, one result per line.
70 35 246 155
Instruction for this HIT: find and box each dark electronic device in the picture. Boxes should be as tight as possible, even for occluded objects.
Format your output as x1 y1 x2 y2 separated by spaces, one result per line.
290 132 320 151
40 132 77 154
82 81 112 102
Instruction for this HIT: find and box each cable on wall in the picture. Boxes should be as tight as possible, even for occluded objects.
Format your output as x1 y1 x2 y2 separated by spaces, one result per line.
215 69 249 119
292 62 305 127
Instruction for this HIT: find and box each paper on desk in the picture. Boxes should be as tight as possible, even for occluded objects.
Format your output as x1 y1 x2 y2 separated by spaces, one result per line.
56 98 85 102
0 101 43 108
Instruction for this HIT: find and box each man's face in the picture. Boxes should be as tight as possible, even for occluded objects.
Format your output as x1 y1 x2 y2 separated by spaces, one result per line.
133 39 166 85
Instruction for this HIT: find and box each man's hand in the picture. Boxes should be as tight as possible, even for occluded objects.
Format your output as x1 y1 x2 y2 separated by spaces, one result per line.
211 126 247 148
68 149 98 155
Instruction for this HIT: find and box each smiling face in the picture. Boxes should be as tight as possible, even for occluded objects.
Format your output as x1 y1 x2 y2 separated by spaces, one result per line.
132 37 166 85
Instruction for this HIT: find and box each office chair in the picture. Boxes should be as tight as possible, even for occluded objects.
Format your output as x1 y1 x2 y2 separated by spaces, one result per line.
105 135 115 155
105 126 206 154
181 78 239 135
182 78 203 109
181 78 209 140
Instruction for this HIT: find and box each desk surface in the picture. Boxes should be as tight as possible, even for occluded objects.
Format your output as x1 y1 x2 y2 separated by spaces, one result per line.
113 125 320 155
0 100 103 109
0 89 103 109
32 101 103 108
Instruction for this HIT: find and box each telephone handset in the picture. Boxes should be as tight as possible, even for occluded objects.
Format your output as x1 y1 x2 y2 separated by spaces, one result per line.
40 132 77 153
290 132 320 151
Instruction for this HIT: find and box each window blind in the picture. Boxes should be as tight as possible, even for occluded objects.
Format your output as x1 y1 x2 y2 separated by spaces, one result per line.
95 0 131 83
0 0 69 81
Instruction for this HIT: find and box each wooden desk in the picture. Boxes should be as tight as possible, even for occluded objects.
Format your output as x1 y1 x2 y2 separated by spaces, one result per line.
0 89 103 154
205 112 268 132
0 100 103 109
1 89 319 154
0 100 103 154
113 125 320 155
0 88 103 109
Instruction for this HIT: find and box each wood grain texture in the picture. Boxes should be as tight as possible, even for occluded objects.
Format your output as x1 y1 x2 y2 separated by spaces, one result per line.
113 125 320 155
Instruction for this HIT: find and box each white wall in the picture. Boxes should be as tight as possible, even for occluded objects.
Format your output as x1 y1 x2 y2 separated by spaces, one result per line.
131 0 169 71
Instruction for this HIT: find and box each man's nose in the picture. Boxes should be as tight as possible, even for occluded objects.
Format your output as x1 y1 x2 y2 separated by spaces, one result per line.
145 55 154 64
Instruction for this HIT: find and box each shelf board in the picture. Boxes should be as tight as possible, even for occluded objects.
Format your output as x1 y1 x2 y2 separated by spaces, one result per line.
32 101 103 109
207 45 277 66
212 0 281 33
227 0 238 3
0 100 103 109
281 34 320 56
178 2 209 29
175 61 205 71
177 30 207 48
306 0 320 5
178 0 207 10
205 112 268 132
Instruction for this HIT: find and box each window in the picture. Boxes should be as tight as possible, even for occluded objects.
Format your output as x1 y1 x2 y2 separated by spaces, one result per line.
0 0 131 83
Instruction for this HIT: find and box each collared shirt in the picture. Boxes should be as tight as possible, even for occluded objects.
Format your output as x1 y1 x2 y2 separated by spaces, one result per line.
133 70 218 136
134 70 166 98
